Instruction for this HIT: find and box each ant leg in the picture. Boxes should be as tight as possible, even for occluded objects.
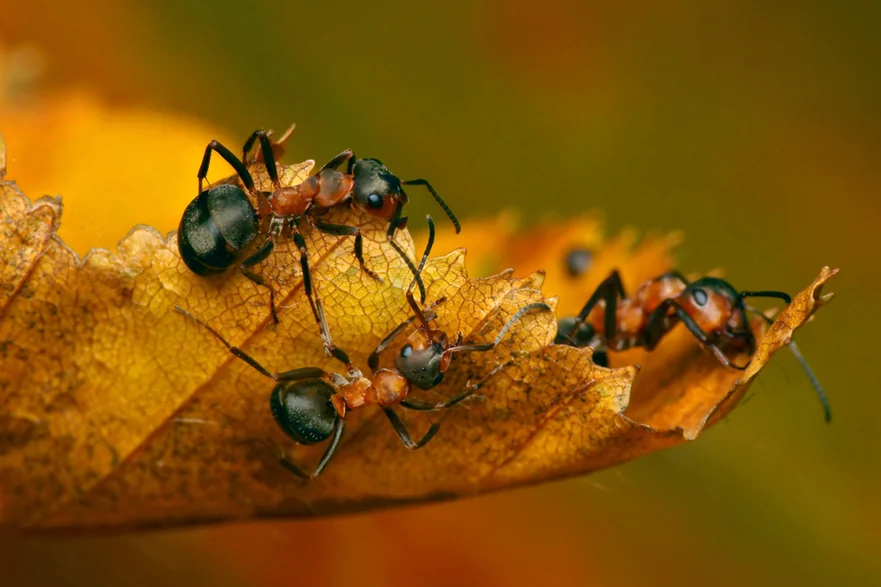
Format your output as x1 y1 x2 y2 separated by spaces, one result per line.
278 457 309 480
405 214 434 300
447 302 553 354
279 417 345 479
396 213 433 311
175 306 284 380
567 270 627 345
243 124 296 166
384 213 428 304
293 231 336 356
242 130 263 166
645 299 745 370
328 346 354 371
320 148 355 173
312 220 383 283
254 123 297 164
401 358 517 411
401 179 461 233
239 238 279 324
382 407 444 450
368 316 418 373
275 366 329 381
386 214 432 326
389 239 426 304
197 140 255 195
241 130 281 189
311 418 346 477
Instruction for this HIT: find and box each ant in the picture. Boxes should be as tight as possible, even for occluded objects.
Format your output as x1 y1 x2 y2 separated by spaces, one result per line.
178 127 459 351
175 216 551 478
555 269 831 422
241 130 460 302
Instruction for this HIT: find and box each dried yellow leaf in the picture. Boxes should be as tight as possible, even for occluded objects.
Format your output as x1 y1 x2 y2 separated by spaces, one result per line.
0 151 836 532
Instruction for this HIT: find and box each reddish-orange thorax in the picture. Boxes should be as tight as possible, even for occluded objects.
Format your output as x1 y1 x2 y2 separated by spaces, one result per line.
585 276 688 344
269 177 318 216
334 370 411 418
637 276 687 313
313 169 354 208
586 299 642 338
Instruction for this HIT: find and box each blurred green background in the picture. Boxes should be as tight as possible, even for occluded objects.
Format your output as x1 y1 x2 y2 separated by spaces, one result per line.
2 1 879 586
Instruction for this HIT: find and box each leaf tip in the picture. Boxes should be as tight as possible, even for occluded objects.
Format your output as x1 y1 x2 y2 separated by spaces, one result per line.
30 194 64 222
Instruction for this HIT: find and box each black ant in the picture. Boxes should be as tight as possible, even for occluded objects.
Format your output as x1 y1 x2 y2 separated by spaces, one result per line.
175 216 550 478
178 127 459 351
555 270 831 422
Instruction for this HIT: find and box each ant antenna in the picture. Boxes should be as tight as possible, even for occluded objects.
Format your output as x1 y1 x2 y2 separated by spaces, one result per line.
401 179 461 233
748 305 831 423
448 302 552 354
740 290 792 305
274 122 297 145
787 340 832 423
387 213 428 303
406 215 436 334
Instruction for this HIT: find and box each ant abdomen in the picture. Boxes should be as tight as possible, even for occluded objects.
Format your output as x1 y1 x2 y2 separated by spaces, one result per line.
178 184 259 275
270 380 338 445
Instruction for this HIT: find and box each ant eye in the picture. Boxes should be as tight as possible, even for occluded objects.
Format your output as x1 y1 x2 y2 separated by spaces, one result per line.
432 373 444 386
400 344 413 359
692 288 709 306
367 193 384 209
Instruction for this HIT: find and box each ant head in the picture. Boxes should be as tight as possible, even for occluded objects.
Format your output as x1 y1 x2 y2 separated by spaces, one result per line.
270 379 339 445
394 330 451 390
678 277 748 336
351 158 405 219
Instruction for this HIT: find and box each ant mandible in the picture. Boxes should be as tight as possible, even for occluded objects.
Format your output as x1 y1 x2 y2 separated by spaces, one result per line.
555 269 832 422
175 216 550 478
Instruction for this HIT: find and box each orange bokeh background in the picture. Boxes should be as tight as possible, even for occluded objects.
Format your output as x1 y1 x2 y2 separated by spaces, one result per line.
2 1 879 586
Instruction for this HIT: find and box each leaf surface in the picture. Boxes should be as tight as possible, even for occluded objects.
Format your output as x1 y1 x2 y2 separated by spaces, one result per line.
0 153 837 532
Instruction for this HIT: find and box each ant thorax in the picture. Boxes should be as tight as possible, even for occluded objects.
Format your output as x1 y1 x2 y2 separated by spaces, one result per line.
587 299 646 351
312 169 353 208
333 367 410 410
331 368 371 410
268 183 314 217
